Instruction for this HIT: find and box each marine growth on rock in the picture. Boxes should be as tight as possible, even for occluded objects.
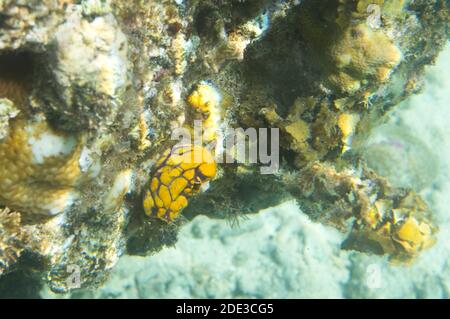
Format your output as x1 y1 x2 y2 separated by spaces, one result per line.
0 0 448 293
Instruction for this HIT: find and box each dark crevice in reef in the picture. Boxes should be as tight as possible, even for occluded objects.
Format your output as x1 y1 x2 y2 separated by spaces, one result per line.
0 250 48 298
0 51 34 81
0 51 35 107
0 270 42 298
195 0 271 34
0 252 44 299
243 3 328 118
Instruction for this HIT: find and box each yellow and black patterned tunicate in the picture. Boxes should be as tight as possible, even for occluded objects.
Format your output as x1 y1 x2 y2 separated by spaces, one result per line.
143 144 217 223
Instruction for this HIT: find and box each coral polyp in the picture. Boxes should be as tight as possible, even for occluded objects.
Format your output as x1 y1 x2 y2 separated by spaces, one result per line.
187 83 221 115
143 144 217 223
187 82 223 143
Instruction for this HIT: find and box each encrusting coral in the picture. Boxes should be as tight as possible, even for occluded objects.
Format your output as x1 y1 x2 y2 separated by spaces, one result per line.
285 162 436 263
186 82 224 143
0 0 448 293
327 22 403 94
298 0 403 94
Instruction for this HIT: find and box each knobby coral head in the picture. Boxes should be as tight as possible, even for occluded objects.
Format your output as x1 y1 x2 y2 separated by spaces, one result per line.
143 144 217 223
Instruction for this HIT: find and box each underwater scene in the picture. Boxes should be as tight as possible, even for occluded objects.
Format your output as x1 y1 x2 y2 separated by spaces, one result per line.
0 0 449 299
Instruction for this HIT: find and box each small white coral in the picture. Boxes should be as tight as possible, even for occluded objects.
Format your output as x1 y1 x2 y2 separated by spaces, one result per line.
44 8 129 130
53 10 128 98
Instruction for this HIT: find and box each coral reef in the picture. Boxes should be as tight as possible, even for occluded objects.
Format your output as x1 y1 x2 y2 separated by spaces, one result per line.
0 0 67 51
40 41 450 300
0 0 448 293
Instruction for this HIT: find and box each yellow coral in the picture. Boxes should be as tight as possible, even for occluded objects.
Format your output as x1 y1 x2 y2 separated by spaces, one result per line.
187 82 221 114
170 32 188 76
329 23 402 93
0 116 83 216
393 217 434 254
143 144 217 223
187 82 222 143
138 112 152 151
363 194 436 261
337 113 360 153
364 199 392 229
